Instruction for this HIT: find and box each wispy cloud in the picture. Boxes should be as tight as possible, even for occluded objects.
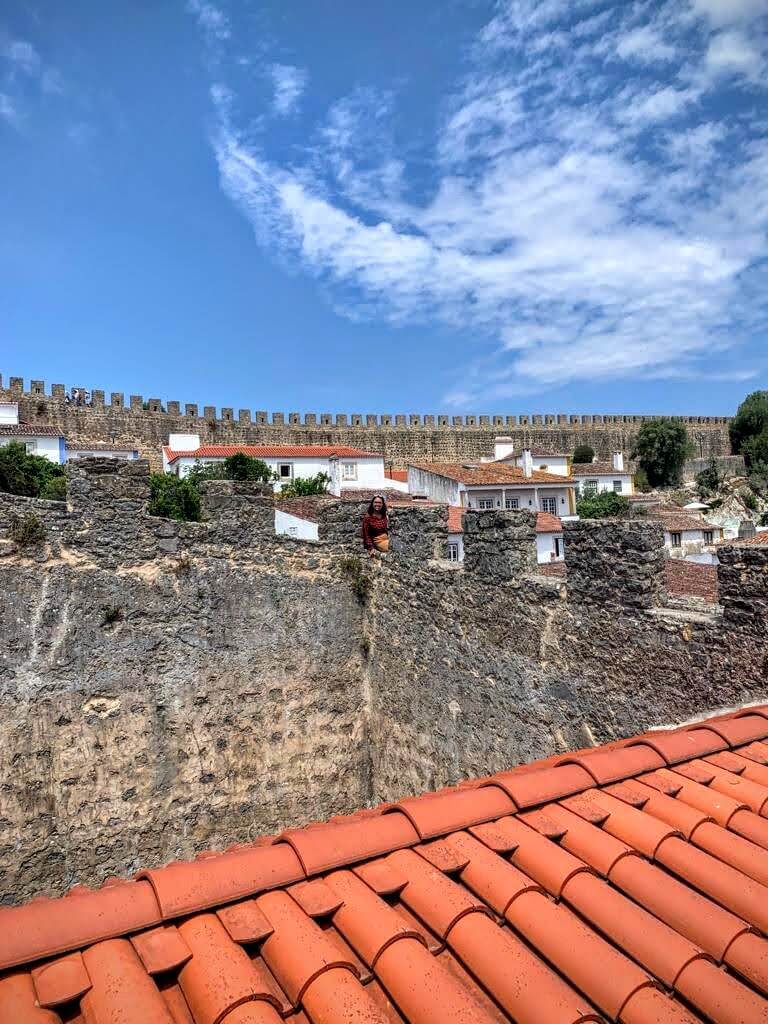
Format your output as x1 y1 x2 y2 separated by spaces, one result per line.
187 0 230 42
201 0 768 403
269 63 307 116
0 33 63 128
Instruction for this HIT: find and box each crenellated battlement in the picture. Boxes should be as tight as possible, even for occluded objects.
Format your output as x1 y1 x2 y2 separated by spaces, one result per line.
1 373 734 467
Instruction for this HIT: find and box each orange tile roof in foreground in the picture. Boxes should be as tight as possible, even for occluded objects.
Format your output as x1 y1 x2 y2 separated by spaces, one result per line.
4 707 768 1023
164 445 380 464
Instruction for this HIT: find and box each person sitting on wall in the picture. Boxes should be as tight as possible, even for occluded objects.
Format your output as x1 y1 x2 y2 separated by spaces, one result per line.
362 495 389 557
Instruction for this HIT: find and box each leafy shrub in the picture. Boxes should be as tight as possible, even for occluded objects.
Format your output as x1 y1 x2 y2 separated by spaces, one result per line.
730 391 768 460
0 441 66 498
101 605 123 627
39 475 67 501
572 444 595 464
148 474 201 522
576 490 630 519
761 512 768 527
743 431 768 472
695 456 722 499
631 419 691 488
279 473 331 498
338 555 371 602
633 466 651 492
8 512 46 547
741 488 758 512
224 453 272 481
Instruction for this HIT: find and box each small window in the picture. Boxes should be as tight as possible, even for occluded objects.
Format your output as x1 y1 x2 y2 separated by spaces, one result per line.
505 497 519 510
541 496 557 514
584 480 598 496
554 537 562 558
287 526 298 537
613 480 623 493
446 542 460 562
341 462 357 480
278 463 293 479
671 532 682 547
478 499 494 510
25 440 38 454
704 530 714 544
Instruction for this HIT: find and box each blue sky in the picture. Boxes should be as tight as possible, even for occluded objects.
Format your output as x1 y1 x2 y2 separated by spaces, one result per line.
1 0 767 417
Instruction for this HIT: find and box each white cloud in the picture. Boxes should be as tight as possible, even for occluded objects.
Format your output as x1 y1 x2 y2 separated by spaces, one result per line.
269 64 307 116
706 29 765 79
615 25 677 63
0 92 17 125
187 0 230 41
206 0 768 401
692 0 767 27
0 38 39 73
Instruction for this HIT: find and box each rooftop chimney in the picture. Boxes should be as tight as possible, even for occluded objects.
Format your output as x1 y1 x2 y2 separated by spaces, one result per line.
494 436 515 461
522 449 533 478
612 451 624 472
0 402 19 426
168 432 201 452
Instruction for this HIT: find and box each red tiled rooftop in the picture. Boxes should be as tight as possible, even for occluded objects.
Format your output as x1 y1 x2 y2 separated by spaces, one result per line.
164 445 380 464
0 422 63 437
725 532 768 547
4 707 768 1022
447 506 465 534
66 442 140 452
408 461 573 486
571 461 636 477
665 560 719 604
536 512 563 534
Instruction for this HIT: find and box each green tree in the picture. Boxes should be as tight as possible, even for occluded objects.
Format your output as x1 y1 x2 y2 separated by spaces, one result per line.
576 490 630 519
695 456 722 499
572 444 595 464
631 419 690 488
278 472 331 498
0 441 66 499
730 391 768 459
743 430 768 471
223 453 273 481
148 474 201 522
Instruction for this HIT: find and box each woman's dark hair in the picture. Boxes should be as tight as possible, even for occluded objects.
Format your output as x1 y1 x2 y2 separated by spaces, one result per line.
367 495 388 516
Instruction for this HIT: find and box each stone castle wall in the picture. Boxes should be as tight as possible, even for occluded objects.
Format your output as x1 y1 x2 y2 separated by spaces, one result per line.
1 459 765 904
1 373 733 469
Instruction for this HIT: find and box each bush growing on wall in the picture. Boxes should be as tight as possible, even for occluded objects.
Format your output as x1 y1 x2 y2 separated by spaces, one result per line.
0 441 66 499
148 474 201 522
576 490 630 519
730 391 768 461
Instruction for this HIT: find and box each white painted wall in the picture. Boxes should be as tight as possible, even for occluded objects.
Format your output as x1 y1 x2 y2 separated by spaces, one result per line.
0 434 63 464
68 448 138 461
172 454 387 492
536 532 565 564
464 485 573 515
576 473 634 496
508 454 570 477
446 532 465 562
0 403 19 425
407 467 461 505
663 527 721 558
275 509 319 541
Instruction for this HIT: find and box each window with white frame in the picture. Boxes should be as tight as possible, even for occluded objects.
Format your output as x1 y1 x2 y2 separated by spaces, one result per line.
446 541 460 561
341 462 357 481
583 480 598 496
670 532 682 547
25 440 38 454
613 480 623 493
478 498 494 510
541 496 557 514
277 463 293 480
505 497 519 510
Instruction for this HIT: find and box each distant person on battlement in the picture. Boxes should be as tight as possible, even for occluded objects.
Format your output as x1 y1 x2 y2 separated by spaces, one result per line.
362 495 389 557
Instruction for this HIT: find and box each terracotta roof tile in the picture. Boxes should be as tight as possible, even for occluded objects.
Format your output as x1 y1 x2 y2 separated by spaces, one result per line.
2 709 768 1022
570 461 636 476
408 461 574 486
0 422 63 437
166 445 380 464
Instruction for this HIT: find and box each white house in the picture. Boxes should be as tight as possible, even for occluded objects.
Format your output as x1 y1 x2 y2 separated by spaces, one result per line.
571 452 635 496
446 506 465 562
493 438 571 477
0 402 65 464
408 454 578 517
66 443 140 461
649 509 723 559
162 434 388 494
275 498 322 541
536 512 565 564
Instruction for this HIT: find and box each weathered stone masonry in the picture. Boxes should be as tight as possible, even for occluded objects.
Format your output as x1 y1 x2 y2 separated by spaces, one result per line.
1 374 732 468
1 460 766 904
